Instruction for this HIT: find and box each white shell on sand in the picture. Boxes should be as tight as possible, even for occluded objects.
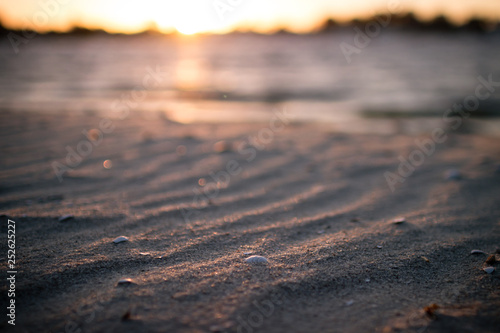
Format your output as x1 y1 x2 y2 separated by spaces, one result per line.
243 252 253 255
244 255 268 264
470 249 486 255
483 267 495 274
113 236 129 244
392 217 406 224
58 214 73 222
445 169 461 180
117 278 135 285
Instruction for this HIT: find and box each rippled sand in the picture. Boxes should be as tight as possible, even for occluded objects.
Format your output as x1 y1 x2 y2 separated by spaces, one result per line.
1 110 499 332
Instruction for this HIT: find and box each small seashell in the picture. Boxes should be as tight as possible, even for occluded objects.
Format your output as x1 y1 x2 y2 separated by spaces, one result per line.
176 145 187 156
392 217 406 224
213 140 232 153
470 249 486 255
243 252 253 255
306 163 315 173
445 169 461 180
117 278 135 286
139 252 151 256
58 214 74 222
483 267 495 274
365 278 370 283
113 236 129 244
376 245 383 249
244 255 268 264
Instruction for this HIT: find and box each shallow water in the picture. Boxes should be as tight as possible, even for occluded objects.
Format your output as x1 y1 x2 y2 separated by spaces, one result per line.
1 30 500 133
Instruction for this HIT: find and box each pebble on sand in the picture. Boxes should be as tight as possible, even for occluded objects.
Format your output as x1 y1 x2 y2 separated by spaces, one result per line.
113 236 129 244
392 217 406 224
58 214 74 222
470 249 486 255
117 278 136 286
483 267 495 274
244 255 269 264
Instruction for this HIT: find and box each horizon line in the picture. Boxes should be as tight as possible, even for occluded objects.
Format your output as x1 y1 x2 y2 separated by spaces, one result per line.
1 11 499 37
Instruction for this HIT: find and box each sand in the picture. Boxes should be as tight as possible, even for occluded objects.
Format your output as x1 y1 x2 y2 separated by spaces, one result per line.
0 109 499 333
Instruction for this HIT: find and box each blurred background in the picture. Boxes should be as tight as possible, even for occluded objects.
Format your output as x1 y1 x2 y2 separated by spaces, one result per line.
1 0 500 133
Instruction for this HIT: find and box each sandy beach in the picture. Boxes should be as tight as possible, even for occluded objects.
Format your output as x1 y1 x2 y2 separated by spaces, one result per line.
0 109 499 332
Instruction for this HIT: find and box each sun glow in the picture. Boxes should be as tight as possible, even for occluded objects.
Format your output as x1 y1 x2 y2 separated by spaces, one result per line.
151 0 220 35
173 20 209 35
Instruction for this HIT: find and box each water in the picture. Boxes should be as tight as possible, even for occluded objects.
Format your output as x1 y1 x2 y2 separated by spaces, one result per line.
1 30 500 132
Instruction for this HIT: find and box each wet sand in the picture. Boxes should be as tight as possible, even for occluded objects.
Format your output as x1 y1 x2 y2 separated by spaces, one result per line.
0 109 499 332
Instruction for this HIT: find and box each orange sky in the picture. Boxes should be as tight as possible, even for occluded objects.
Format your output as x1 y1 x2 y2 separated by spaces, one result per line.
0 0 499 34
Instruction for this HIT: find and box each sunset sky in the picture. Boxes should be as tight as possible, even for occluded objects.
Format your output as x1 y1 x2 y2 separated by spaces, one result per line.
0 0 499 35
